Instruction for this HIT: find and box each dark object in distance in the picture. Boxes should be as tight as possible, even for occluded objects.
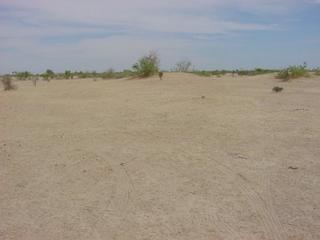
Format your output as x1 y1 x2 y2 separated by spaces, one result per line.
272 86 283 93
159 72 163 80
288 166 298 170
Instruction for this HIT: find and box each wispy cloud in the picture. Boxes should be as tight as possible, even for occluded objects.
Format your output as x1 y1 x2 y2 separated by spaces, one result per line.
0 0 319 73
1 0 280 37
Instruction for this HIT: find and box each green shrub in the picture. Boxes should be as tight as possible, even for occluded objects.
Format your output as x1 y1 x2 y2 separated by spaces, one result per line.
132 51 159 77
118 70 136 78
15 71 32 80
91 71 98 78
64 70 73 79
75 71 88 79
101 69 115 79
73 71 99 79
101 69 136 79
192 71 212 77
191 68 276 77
192 70 228 77
314 67 320 76
276 64 309 81
42 69 55 81
237 68 277 76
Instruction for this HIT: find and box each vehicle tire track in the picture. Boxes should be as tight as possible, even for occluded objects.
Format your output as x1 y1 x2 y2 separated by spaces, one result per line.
212 159 284 240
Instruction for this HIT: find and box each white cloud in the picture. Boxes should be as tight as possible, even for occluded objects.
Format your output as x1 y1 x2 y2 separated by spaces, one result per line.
0 0 317 73
1 0 294 37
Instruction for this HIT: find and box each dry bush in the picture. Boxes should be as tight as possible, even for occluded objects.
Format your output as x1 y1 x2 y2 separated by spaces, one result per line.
159 72 163 80
132 51 160 77
272 86 283 93
175 60 192 72
1 75 17 91
276 64 309 81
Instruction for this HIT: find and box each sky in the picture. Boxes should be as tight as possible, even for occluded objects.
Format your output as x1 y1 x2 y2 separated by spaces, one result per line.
0 0 320 73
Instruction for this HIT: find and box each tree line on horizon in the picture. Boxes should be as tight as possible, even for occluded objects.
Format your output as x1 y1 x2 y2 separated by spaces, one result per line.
2 51 320 84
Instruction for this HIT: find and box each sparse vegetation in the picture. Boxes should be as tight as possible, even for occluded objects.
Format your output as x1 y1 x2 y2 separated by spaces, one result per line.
192 70 228 77
192 71 212 77
42 69 55 81
132 51 159 77
5 63 315 84
237 68 277 76
175 60 192 72
190 68 277 77
14 71 32 80
1 75 17 91
74 71 91 79
314 67 320 76
101 68 115 79
64 70 73 79
118 70 136 78
277 63 309 81
101 69 136 79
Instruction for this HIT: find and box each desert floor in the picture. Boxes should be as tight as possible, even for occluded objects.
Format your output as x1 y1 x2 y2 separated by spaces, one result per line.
1 73 320 240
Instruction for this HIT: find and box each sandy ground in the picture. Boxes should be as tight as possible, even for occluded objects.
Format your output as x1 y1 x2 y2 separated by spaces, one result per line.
1 73 320 240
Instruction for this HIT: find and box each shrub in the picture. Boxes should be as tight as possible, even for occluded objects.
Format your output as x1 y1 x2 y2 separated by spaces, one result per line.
314 67 320 76
192 71 212 77
64 70 73 79
132 51 159 77
97 69 136 79
277 64 309 81
272 86 283 93
42 69 55 81
237 68 277 76
15 71 32 80
118 70 136 78
277 69 290 81
76 71 89 79
91 71 98 78
101 68 115 79
175 60 192 72
74 71 98 79
1 75 17 91
192 70 228 77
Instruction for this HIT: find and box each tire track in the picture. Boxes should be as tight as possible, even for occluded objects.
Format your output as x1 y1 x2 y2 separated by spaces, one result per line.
213 160 284 240
212 214 244 240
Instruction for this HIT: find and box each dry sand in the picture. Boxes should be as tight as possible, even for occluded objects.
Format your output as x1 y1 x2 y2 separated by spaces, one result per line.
1 73 320 240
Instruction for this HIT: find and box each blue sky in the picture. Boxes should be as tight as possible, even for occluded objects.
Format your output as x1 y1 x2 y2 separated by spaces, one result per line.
0 0 320 73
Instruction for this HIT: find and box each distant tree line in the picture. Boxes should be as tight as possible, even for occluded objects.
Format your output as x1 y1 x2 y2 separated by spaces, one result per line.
3 53 319 81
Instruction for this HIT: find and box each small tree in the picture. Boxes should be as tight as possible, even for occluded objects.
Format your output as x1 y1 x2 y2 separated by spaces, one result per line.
175 60 192 72
132 51 160 77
